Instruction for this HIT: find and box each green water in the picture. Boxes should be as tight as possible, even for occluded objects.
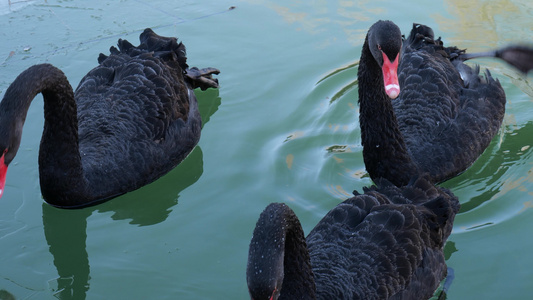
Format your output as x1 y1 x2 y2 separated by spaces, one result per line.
1 0 532 299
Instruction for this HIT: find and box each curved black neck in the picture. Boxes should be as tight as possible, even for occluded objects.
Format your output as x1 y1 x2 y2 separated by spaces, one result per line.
0 64 88 206
247 203 316 300
358 37 418 187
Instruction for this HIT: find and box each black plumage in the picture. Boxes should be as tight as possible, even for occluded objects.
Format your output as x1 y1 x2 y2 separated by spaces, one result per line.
0 28 219 208
358 20 517 186
246 176 459 300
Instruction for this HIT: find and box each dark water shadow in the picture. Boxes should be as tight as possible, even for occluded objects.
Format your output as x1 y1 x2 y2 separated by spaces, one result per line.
42 205 91 299
442 121 533 213
42 146 203 299
41 88 220 299
0 289 16 300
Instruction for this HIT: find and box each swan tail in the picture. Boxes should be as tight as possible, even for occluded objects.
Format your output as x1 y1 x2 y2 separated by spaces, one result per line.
404 23 435 48
405 23 469 60
140 28 219 90
97 28 219 90
97 29 189 71
404 23 449 53
406 23 533 74
138 28 188 69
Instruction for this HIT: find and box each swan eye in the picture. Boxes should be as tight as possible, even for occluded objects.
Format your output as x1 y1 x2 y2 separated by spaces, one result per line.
377 44 382 51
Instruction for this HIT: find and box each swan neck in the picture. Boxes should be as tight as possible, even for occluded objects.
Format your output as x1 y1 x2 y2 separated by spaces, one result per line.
0 64 87 205
247 203 316 300
358 37 418 186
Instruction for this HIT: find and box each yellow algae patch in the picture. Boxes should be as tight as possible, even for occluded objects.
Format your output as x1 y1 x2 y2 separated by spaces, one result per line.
353 169 367 179
326 184 352 199
333 156 343 164
328 124 341 132
286 154 294 170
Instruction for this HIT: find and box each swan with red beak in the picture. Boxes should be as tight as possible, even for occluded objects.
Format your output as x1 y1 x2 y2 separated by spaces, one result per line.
356 20 533 187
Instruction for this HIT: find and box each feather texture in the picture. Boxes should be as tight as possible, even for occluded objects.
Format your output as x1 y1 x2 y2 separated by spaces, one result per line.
246 176 459 300
358 21 506 186
0 29 219 207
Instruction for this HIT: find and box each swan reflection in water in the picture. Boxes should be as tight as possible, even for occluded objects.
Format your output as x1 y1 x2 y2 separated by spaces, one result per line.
42 146 203 298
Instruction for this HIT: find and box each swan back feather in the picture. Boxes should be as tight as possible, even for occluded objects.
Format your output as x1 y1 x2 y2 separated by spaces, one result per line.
395 23 505 183
247 176 459 300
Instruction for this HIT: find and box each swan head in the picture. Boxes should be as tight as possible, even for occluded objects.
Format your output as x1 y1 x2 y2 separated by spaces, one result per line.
246 251 283 300
0 117 24 199
368 20 402 99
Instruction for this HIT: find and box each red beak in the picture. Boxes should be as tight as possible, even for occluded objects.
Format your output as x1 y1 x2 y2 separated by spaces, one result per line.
0 152 8 198
381 52 400 99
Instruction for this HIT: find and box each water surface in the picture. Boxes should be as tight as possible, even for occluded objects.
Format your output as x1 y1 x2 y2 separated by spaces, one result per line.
0 0 532 299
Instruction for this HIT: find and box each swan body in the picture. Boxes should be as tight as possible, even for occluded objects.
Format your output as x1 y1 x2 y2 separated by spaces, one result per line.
247 176 459 300
357 21 533 186
0 28 219 208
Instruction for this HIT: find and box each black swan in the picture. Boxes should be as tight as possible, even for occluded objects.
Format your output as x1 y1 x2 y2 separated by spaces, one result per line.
358 20 533 186
0 28 219 208
247 176 459 299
